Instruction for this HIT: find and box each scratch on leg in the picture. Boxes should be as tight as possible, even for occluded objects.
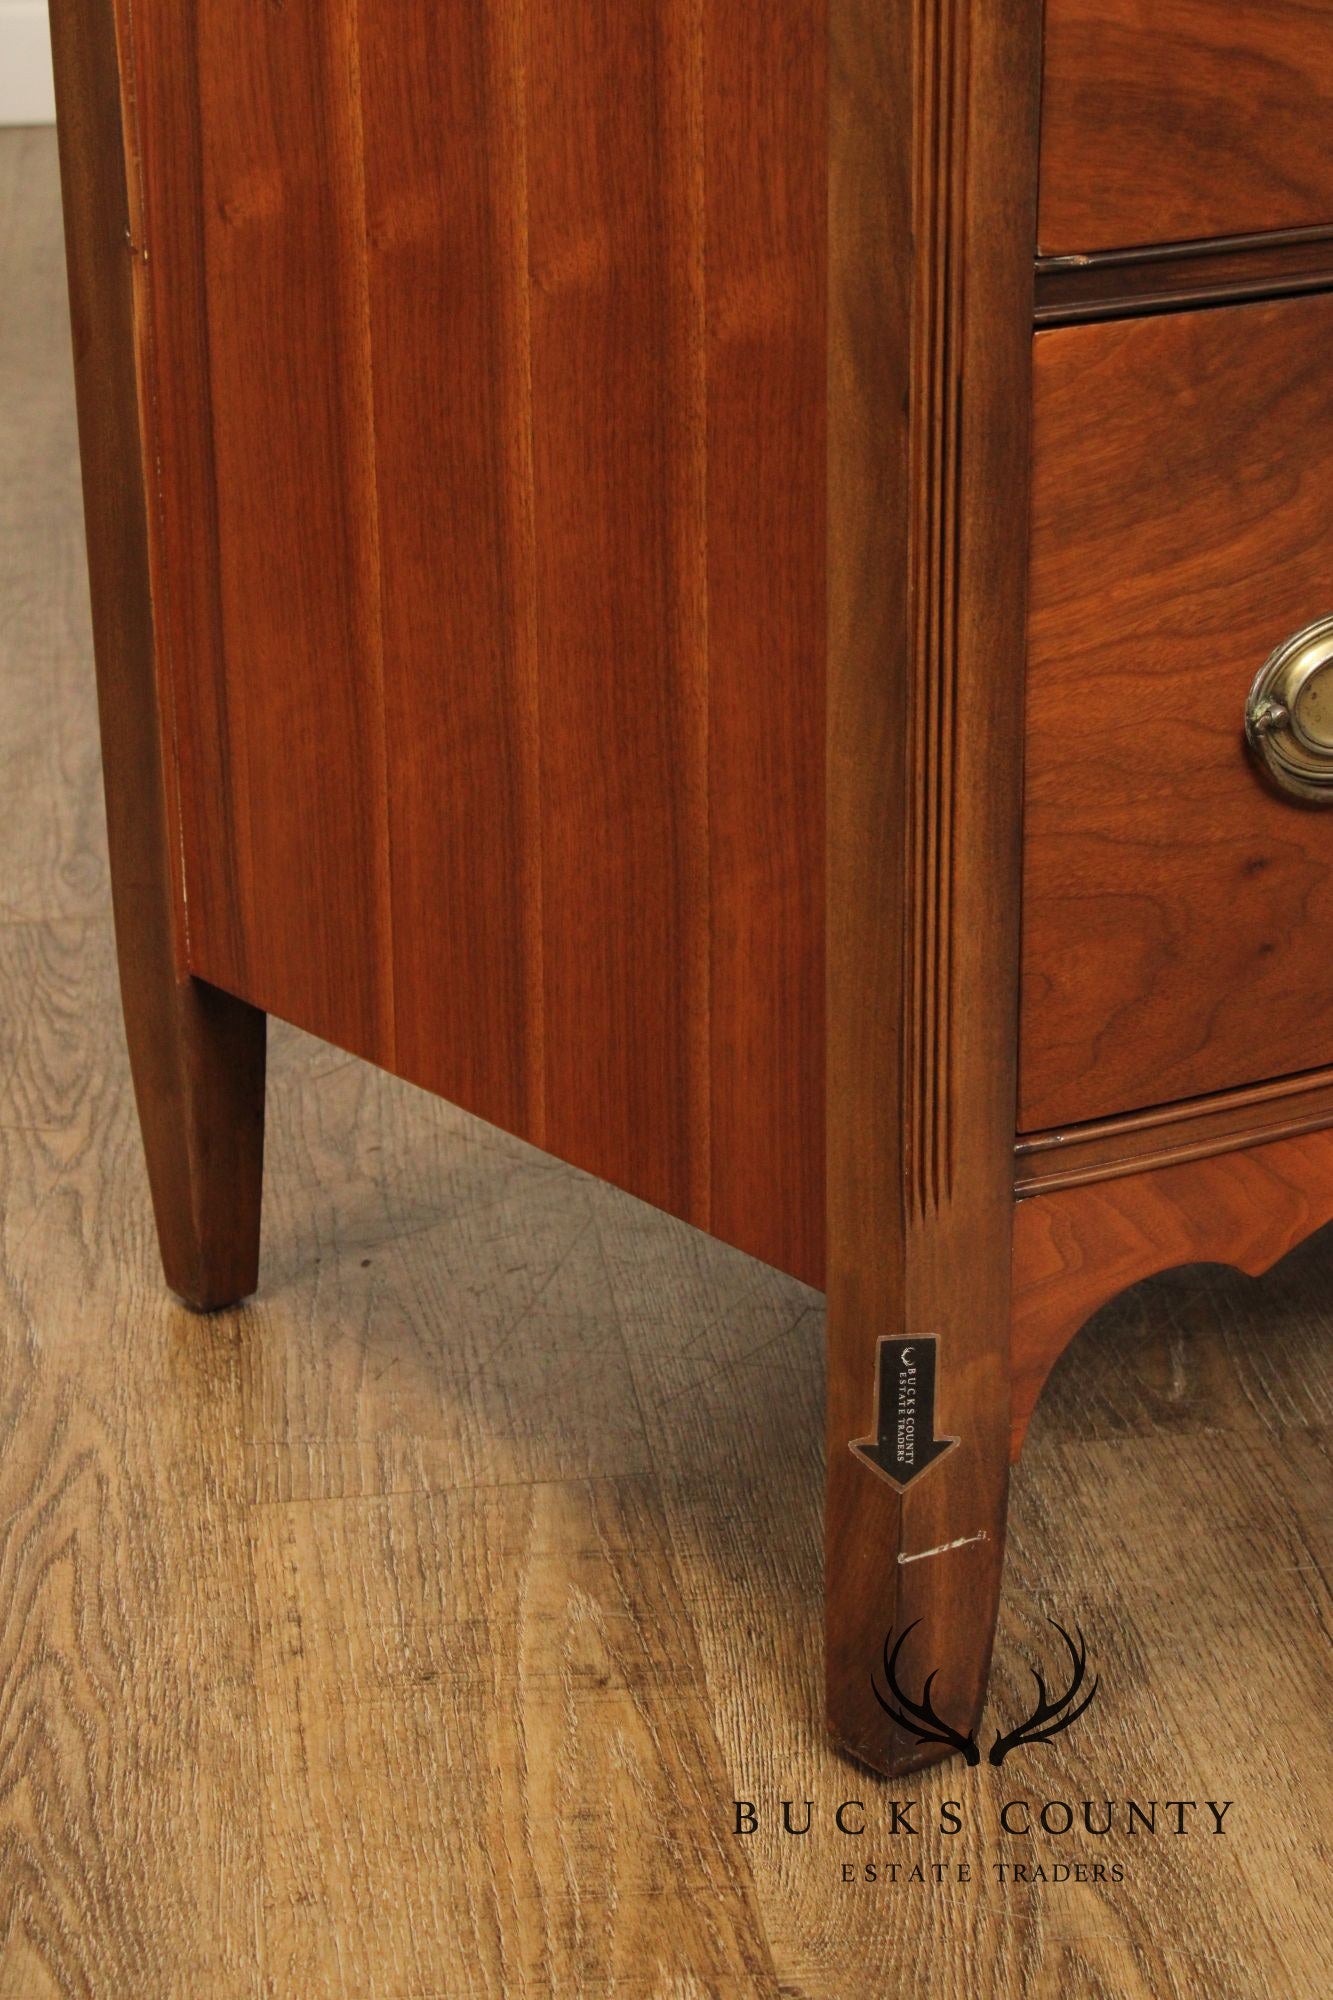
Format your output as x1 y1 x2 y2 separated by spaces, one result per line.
898 1529 988 1566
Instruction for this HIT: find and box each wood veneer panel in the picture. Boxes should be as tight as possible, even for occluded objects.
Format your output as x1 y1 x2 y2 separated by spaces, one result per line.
127 0 825 1283
1021 293 1333 1134
357 1 539 1135
1011 1127 1333 1457
704 7 825 1279
1040 1 1333 256
193 0 395 1058
524 0 711 1223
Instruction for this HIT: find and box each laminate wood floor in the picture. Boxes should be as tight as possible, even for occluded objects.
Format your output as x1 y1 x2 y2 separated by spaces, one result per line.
1 126 1329 1999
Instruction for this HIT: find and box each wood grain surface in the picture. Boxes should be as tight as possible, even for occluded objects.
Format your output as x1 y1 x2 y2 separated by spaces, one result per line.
48 0 266 1309
7 125 1328 1984
1040 0 1333 255
1012 1127 1333 1457
1015 1067 1333 1196
5 128 1333 1991
121 0 826 1286
1022 294 1333 1134
1035 227 1333 327
825 0 1041 1770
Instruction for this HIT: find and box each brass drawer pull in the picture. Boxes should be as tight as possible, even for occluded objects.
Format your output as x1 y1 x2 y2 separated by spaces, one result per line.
1245 615 1333 804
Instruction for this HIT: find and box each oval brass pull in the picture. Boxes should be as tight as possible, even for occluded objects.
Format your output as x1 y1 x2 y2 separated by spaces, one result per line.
1245 615 1333 804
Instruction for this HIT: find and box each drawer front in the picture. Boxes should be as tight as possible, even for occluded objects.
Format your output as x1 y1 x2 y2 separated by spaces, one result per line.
1020 293 1333 1134
1040 1 1333 255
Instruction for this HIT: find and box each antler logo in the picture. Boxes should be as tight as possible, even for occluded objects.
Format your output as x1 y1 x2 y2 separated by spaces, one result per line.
987 1619 1098 1766
872 1622 982 1764
872 1617 1100 1766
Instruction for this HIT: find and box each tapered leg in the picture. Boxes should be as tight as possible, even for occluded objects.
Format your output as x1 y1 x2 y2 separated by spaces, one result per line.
826 0 1041 1773
119 971 266 1312
824 1276 1011 1773
51 0 266 1310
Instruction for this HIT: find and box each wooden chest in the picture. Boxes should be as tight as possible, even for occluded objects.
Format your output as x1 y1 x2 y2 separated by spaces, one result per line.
52 0 1333 1773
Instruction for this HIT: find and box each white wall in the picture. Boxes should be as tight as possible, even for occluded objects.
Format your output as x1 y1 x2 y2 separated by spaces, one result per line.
0 2 56 126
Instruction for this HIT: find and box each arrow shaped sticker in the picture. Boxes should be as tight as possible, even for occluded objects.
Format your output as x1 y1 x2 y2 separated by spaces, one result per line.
849 1335 959 1491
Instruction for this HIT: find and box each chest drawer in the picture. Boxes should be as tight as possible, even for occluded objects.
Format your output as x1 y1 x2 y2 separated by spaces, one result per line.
1019 292 1333 1134
1040 1 1333 254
